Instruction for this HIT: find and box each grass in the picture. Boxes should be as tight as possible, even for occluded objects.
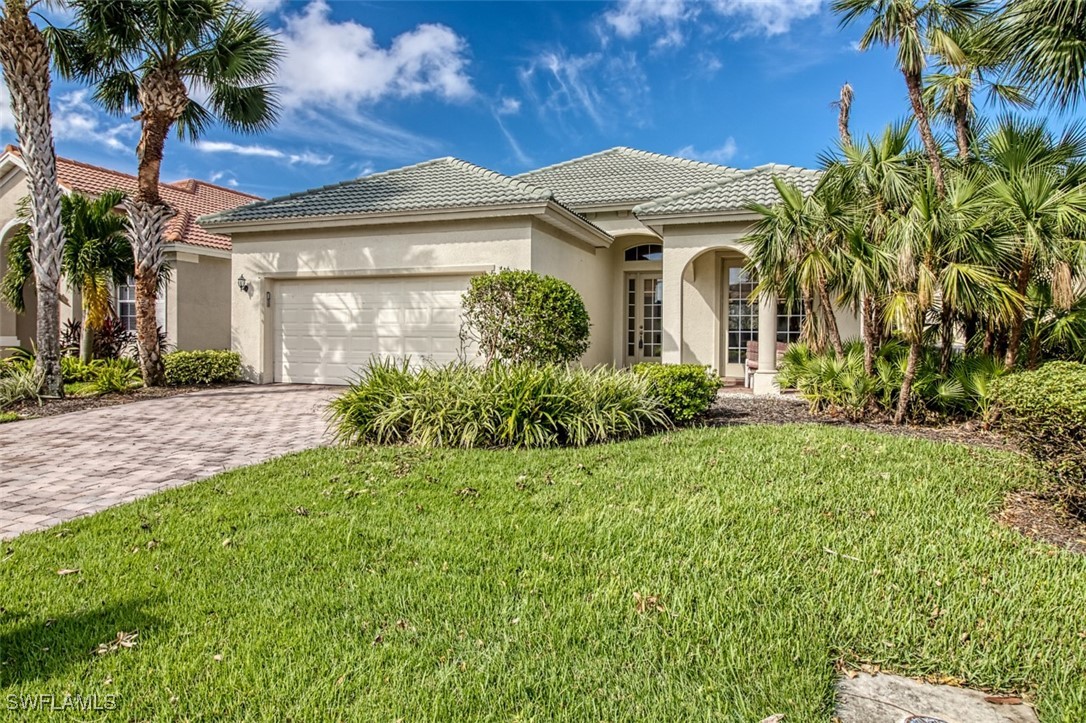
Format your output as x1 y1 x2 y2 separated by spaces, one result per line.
0 411 17 423
1 425 1085 721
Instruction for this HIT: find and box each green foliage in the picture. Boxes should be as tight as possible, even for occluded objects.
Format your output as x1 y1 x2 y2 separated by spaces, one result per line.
780 341 1006 422
91 359 142 395
330 359 668 448
163 350 241 386
994 362 1086 510
632 363 722 422
461 270 591 365
61 357 98 383
0 410 18 423
0 364 44 409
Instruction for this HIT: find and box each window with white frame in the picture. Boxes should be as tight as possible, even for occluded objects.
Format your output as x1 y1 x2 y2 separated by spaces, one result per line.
115 278 166 332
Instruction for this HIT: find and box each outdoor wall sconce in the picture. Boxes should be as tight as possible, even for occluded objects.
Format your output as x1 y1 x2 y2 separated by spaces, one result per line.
237 275 249 292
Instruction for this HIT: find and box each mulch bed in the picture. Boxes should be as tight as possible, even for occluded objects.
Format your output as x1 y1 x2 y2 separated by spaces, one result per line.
7 383 245 419
703 390 1011 450
998 491 1086 556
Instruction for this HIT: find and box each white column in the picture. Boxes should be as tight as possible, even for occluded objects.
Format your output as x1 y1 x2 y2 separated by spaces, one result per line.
660 247 688 364
751 291 780 395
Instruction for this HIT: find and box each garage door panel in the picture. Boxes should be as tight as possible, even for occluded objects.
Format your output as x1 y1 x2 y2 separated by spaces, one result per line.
275 275 473 384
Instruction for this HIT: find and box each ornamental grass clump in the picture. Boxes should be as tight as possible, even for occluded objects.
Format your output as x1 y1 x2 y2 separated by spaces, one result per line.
329 359 669 449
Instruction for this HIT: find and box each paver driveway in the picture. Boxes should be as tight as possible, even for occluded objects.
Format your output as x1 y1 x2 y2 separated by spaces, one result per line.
0 385 337 539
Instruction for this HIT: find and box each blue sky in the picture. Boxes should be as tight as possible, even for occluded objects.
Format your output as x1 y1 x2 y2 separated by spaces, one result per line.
0 0 1074 199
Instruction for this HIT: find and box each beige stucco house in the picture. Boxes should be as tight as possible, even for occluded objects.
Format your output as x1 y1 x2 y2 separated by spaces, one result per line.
201 147 860 393
0 146 260 353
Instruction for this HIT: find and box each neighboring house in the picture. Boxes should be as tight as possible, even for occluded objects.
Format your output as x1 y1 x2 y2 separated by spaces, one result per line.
0 146 260 353
201 147 860 393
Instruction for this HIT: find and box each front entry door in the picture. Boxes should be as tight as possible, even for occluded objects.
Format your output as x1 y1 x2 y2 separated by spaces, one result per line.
626 273 663 364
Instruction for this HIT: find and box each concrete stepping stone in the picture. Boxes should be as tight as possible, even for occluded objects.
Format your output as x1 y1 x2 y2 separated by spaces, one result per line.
836 672 1039 723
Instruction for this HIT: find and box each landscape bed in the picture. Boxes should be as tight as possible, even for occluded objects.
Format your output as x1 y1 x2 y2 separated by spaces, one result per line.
1 425 1084 720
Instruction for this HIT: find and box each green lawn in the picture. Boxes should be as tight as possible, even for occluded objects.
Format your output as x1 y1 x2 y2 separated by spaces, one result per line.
2 425 1085 721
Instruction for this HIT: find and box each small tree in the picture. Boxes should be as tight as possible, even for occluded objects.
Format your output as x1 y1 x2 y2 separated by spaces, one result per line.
461 269 590 365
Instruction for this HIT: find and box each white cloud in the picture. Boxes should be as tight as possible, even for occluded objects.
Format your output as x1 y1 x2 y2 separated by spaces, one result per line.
194 140 332 166
52 90 136 152
241 0 285 14
675 138 739 164
0 80 13 133
602 0 824 44
209 170 241 187
496 97 521 116
278 1 473 109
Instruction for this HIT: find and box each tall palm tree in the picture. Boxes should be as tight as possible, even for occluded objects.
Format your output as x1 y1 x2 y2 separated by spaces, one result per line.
0 0 65 396
834 0 986 196
886 167 1019 423
745 177 849 358
999 0 1086 109
979 119 1086 367
923 21 1032 160
50 0 282 385
3 191 134 363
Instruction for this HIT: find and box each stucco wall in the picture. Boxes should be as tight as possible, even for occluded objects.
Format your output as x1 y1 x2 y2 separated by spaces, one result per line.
168 251 231 351
529 220 614 366
229 217 537 383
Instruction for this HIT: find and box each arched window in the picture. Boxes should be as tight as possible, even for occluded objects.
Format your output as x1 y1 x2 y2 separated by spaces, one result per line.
624 243 662 262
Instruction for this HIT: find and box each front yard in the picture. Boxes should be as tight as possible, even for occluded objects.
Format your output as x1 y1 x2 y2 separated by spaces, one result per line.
2 424 1084 720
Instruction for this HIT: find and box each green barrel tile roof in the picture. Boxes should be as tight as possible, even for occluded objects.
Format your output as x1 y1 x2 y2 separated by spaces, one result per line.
633 164 822 217
514 147 740 207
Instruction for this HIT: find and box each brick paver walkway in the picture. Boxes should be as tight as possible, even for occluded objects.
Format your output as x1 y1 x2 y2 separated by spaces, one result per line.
0 385 337 539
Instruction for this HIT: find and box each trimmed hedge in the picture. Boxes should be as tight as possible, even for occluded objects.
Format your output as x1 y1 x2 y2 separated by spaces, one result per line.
163 350 241 386
330 359 669 448
633 363 722 422
994 362 1086 510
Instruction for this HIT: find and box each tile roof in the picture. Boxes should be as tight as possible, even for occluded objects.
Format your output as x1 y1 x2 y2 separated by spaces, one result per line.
514 146 740 207
3 145 261 252
633 164 823 217
201 157 557 225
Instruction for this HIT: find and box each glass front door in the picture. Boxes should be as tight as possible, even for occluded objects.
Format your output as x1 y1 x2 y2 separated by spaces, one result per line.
725 266 758 378
626 273 662 364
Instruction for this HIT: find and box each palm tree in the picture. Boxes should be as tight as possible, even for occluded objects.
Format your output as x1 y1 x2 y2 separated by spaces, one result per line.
745 177 849 358
834 0 986 196
0 0 65 396
886 167 1019 423
999 0 1086 109
923 20 1032 160
3 192 134 363
824 121 917 375
50 0 282 386
978 119 1086 367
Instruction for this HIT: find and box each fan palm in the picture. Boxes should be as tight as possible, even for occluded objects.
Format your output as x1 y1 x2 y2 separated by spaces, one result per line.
744 177 849 358
3 192 134 363
999 0 1086 109
0 0 65 396
49 0 282 385
834 0 987 196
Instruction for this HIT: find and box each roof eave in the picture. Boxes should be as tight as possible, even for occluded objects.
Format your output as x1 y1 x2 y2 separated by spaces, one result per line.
635 209 762 231
539 202 613 248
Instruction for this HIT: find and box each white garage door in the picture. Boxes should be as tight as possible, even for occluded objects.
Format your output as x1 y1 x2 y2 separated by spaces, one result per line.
275 275 471 384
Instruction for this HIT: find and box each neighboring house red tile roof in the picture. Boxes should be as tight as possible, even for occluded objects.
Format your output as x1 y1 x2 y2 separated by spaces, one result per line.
3 145 260 252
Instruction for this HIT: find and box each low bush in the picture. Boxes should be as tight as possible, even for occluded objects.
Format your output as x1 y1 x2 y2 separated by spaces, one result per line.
330 359 669 448
633 363 722 422
92 359 142 395
779 341 1006 422
994 362 1086 512
0 411 17 423
163 350 241 386
0 364 43 409
61 357 98 383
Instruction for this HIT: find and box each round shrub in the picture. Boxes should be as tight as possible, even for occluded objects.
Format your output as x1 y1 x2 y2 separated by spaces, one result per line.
163 350 241 386
329 359 669 449
993 361 1086 511
461 269 590 365
633 363 722 422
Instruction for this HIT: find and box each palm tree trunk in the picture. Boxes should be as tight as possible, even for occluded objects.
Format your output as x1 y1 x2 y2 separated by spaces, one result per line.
939 303 954 375
862 294 877 376
954 84 971 161
0 0 65 397
1004 261 1032 368
895 338 922 425
838 82 854 147
817 280 845 358
963 313 978 353
904 69 946 197
79 319 93 363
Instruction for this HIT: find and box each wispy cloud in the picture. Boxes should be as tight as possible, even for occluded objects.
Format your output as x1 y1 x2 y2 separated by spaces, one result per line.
675 138 739 164
52 90 136 152
209 170 241 188
194 140 332 166
496 97 522 116
277 0 474 109
602 0 825 46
